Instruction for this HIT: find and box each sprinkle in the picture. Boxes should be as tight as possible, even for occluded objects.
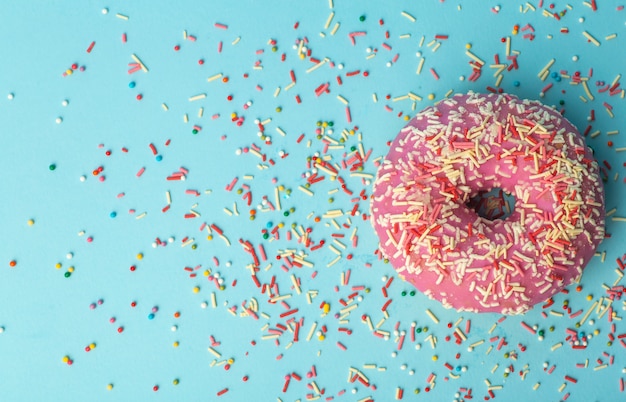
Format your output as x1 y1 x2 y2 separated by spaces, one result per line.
425 309 439 324
551 342 563 351
582 31 601 46
130 54 149 72
416 57 425 75
189 93 207 102
400 11 416 22
538 58 555 79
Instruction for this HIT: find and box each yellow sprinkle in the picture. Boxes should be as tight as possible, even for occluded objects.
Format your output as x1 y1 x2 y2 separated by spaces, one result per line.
551 342 563 351
189 93 207 102
538 58 555 79
582 30 601 46
425 309 439 324
416 57 425 74
324 12 335 29
401 11 416 22
130 54 148 72
207 73 223 82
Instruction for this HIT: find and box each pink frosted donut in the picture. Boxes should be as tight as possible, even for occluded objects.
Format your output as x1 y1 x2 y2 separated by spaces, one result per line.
370 92 605 314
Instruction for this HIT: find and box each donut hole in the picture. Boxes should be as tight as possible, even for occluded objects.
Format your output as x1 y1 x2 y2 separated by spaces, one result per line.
465 188 515 221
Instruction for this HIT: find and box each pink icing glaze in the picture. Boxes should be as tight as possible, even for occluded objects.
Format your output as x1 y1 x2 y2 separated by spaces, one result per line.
370 92 605 315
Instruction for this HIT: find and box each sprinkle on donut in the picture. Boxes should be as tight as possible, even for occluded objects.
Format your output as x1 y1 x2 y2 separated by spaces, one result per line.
370 92 605 315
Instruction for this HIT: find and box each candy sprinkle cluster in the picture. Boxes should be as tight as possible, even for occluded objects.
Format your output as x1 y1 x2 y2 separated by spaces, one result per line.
1 2 626 401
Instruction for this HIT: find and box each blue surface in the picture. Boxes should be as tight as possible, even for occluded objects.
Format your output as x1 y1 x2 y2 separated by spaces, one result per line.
1 1 626 401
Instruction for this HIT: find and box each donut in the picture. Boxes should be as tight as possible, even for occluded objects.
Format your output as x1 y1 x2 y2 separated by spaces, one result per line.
370 92 605 315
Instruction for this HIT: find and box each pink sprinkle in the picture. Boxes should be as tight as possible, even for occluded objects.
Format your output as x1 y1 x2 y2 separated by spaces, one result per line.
430 68 440 80
214 23 228 30
521 321 536 334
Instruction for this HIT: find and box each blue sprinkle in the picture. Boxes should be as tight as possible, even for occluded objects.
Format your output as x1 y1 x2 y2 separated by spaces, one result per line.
513 81 520 87
156 155 163 162
129 81 136 88
110 211 117 218
148 313 155 320
266 221 273 228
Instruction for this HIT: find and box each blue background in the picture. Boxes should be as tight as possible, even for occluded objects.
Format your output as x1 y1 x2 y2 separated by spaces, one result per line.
1 1 625 401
